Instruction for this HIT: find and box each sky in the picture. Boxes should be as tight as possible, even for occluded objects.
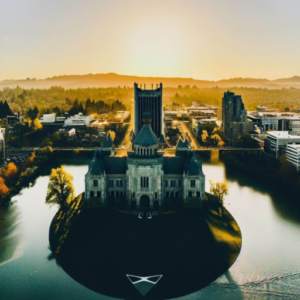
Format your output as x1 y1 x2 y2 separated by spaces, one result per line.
0 0 300 81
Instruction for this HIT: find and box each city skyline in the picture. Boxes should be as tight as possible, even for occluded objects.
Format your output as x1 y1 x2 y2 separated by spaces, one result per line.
1 0 300 81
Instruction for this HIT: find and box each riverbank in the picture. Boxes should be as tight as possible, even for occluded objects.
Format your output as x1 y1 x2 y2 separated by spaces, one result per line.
0 150 93 208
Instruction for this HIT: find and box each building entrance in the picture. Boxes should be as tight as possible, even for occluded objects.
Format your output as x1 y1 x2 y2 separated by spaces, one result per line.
140 195 150 210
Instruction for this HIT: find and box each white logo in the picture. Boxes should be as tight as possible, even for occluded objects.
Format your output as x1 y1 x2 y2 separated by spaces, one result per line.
126 274 163 296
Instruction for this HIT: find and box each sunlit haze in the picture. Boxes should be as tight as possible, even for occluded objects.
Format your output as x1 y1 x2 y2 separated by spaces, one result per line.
1 0 300 81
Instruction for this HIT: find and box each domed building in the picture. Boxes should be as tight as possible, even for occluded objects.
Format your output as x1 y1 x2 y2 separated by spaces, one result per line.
85 113 205 209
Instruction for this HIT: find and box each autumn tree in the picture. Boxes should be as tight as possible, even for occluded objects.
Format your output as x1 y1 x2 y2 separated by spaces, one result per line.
46 166 75 211
21 152 36 169
209 180 229 216
1 162 18 179
107 130 116 141
31 118 42 131
0 177 9 198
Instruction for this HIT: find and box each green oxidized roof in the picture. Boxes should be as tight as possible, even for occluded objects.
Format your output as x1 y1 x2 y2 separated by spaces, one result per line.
104 157 127 174
163 157 184 174
133 124 159 146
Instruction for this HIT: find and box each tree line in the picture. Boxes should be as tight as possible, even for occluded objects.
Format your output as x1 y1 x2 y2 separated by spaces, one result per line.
0 101 13 119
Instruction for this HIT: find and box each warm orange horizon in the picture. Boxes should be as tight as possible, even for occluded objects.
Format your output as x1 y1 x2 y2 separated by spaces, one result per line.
1 0 300 81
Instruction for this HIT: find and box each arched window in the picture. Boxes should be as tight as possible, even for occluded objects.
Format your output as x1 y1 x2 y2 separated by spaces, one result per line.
147 148 149 156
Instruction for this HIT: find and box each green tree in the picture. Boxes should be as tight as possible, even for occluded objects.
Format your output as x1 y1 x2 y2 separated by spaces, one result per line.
46 166 75 211
209 180 229 216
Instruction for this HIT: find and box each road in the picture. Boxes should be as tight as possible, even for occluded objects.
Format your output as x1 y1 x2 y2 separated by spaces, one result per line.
178 121 201 150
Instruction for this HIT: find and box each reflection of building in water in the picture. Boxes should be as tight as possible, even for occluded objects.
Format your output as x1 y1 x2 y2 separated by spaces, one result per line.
85 113 205 208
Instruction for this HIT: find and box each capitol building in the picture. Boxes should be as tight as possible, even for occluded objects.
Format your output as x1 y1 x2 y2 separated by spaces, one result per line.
85 111 205 209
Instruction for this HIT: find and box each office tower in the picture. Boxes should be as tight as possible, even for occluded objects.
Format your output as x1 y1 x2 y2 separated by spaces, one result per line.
222 91 252 145
134 83 163 138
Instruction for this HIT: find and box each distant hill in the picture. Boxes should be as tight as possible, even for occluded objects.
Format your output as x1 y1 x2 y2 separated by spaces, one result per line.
1 72 300 90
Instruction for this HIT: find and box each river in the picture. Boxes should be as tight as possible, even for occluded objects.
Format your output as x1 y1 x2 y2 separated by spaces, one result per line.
0 160 300 300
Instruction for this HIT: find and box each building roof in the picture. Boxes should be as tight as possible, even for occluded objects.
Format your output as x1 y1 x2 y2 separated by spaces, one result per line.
158 134 166 143
163 157 184 174
176 138 189 149
184 152 203 176
133 123 159 146
267 131 300 139
89 160 105 175
287 144 300 150
102 135 113 148
103 157 127 174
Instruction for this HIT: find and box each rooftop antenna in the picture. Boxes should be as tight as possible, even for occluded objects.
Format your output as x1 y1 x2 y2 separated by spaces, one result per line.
140 84 142 89
152 84 153 90
144 84 146 90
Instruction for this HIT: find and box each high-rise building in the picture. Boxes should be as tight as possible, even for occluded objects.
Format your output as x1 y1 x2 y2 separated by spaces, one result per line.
222 91 252 145
0 128 5 159
134 83 163 138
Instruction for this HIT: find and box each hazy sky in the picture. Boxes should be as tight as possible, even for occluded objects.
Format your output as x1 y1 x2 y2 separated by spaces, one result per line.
0 0 299 81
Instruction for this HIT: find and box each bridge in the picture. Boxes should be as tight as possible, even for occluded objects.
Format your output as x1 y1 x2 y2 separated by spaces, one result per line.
6 146 261 153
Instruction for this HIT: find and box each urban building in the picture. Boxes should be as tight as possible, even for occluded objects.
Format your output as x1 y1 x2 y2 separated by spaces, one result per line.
7 111 21 126
256 105 278 112
85 113 205 209
278 116 300 135
64 113 94 128
58 128 76 140
264 131 300 159
40 113 66 133
222 91 253 145
163 110 188 120
183 102 218 114
248 111 300 134
286 144 300 170
134 83 163 138
0 128 5 159
195 119 218 135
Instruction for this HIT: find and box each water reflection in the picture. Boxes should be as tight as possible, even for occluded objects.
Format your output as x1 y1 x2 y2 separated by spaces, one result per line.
225 165 300 224
1 163 300 300
0 206 21 266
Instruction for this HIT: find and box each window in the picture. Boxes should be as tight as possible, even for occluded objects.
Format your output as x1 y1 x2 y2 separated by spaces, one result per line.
171 180 176 187
166 192 169 198
97 191 101 198
178 180 181 187
131 192 135 199
171 191 174 198
155 192 158 199
141 177 149 188
188 191 192 197
190 180 196 187
93 180 98 187
120 192 123 197
109 180 114 187
90 191 94 198
165 180 168 187
196 191 200 198
117 180 123 187
116 191 119 198
175 191 179 197
111 191 114 197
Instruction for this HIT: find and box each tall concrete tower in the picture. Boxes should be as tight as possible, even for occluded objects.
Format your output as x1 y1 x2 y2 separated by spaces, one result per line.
134 83 163 138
